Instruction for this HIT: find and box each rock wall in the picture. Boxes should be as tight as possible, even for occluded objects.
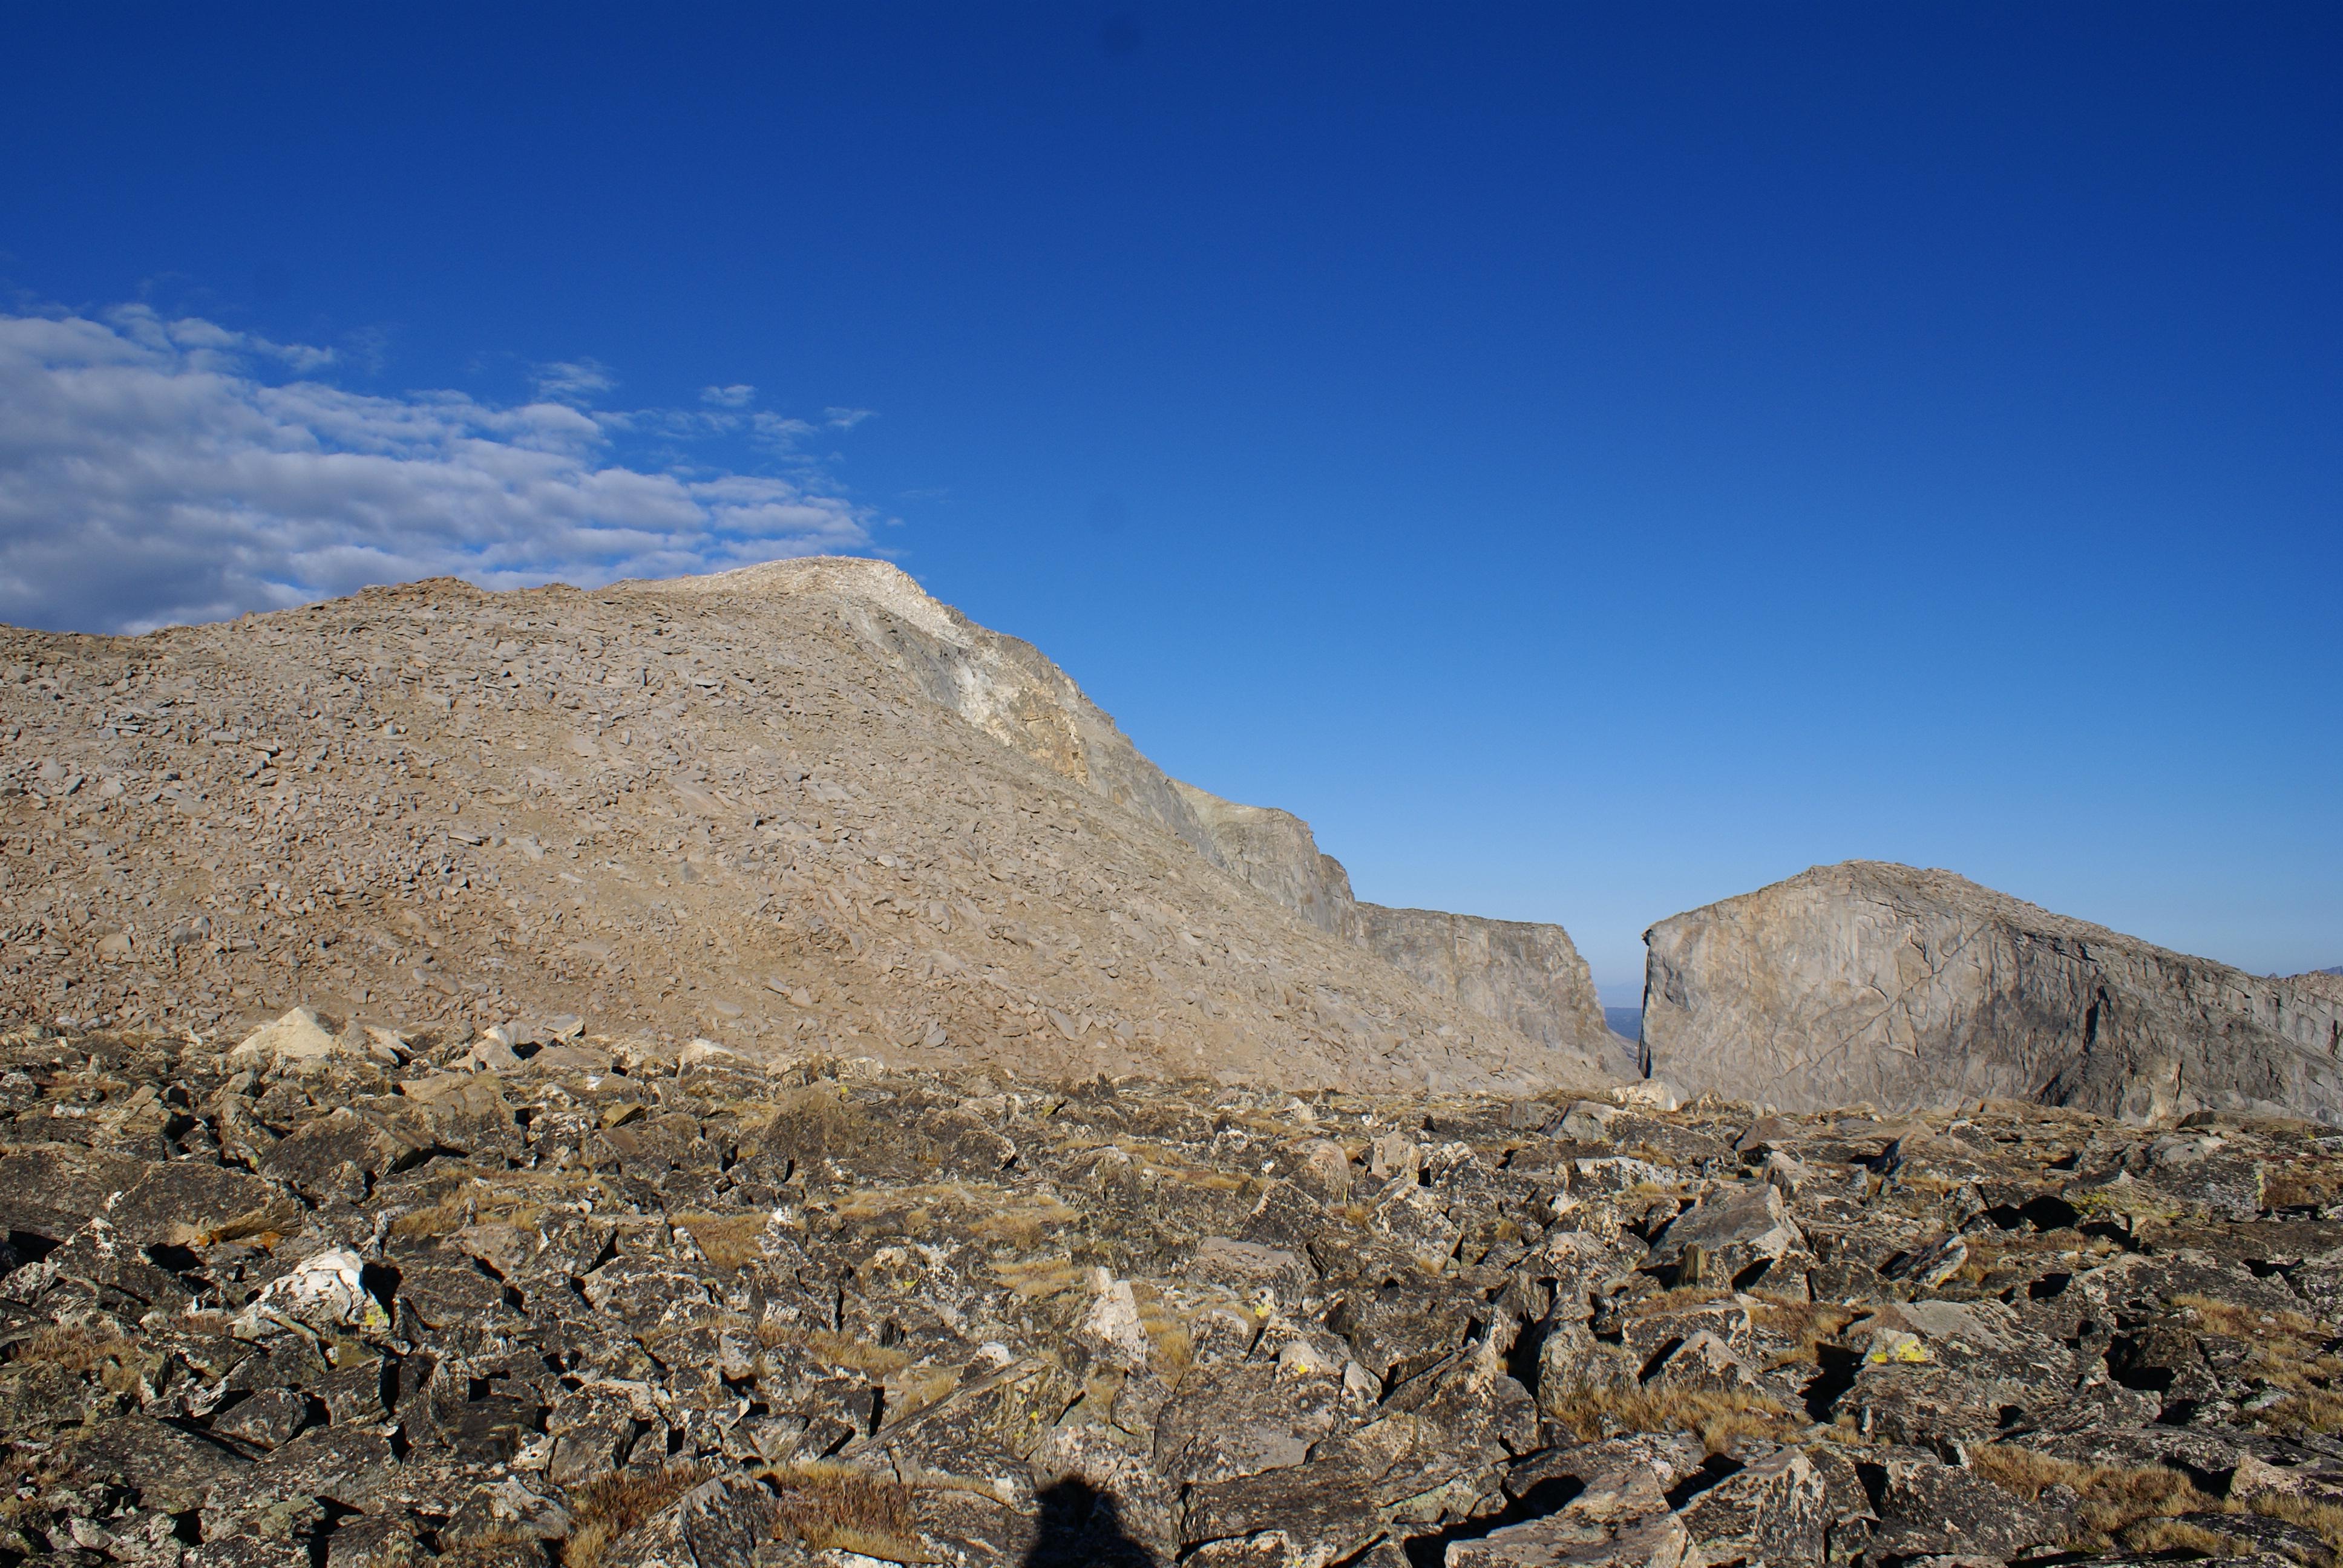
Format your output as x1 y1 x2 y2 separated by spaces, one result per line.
1170 780 1363 940
1641 860 2343 1123
1356 903 1614 1059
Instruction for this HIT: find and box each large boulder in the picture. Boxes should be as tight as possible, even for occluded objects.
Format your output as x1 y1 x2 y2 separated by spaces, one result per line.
1639 860 2343 1119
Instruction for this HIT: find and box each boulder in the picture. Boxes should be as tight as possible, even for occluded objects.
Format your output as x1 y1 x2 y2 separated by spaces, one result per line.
1647 1184 1801 1285
226 1008 347 1071
1446 1460 1704 1568
1676 1445 1832 1566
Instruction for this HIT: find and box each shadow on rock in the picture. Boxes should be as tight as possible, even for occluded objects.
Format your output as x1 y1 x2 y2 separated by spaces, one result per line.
1022 1477 1154 1567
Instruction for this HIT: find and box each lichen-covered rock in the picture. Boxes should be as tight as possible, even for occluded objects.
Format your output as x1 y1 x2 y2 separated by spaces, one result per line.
0 1020 2336 1566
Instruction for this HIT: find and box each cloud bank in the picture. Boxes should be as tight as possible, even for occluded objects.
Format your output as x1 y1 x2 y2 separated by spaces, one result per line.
0 308 876 635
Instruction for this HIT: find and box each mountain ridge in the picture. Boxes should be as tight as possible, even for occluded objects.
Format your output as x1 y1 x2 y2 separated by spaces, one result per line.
0 559 1614 1096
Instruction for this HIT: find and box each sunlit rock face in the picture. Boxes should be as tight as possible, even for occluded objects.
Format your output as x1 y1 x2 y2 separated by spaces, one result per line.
1641 859 2343 1121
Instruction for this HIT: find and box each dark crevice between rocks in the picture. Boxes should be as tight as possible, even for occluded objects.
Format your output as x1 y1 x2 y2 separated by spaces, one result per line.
1804 1344 1863 1422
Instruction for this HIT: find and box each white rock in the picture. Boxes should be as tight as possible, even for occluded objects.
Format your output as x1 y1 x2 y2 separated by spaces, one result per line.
252 1245 388 1330
227 1007 341 1070
1077 1275 1151 1371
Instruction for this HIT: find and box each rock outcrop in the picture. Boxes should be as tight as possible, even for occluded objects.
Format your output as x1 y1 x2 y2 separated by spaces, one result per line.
1358 903 1610 1059
643 558 1614 1063
1642 860 2343 1121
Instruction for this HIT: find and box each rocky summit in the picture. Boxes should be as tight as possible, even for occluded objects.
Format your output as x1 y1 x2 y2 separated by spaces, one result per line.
10 1032 2343 1568
1642 861 2343 1123
0 557 1614 1096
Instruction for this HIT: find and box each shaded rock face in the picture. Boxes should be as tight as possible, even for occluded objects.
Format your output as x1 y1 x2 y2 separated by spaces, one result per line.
1642 860 2343 1121
8 1023 2343 1567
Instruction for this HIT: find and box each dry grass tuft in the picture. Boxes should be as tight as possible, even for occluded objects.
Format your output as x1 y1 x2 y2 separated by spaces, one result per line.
668 1212 768 1270
1746 1298 1858 1367
1968 1443 2215 1543
2117 1517 2247 1558
1542 1382 1792 1453
560 1463 716 1568
2244 1490 2343 1555
0 1448 77 1524
1614 1284 1734 1319
11 1322 151 1393
388 1200 467 1240
760 1461 928 1561
755 1325 913 1376
2165 1296 2343 1439
436 1524 540 1567
2174 1295 2325 1341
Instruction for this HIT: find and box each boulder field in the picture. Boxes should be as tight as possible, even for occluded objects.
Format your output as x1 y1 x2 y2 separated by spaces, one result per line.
7 1017 2343 1566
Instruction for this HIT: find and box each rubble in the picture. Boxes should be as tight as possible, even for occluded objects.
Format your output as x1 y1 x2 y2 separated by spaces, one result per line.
0 1027 2333 1567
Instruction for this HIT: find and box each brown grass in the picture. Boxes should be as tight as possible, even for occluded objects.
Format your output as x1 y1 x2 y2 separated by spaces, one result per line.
668 1212 768 1270
1968 1444 2215 1543
1746 1298 1859 1367
2265 1154 2343 1210
1542 1383 1793 1453
436 1524 539 1567
10 1322 151 1393
1971 1442 2343 1556
755 1326 913 1376
560 1463 716 1568
760 1462 929 1561
388 1200 467 1239
2117 1518 2246 1558
2167 1295 2343 1439
0 1448 77 1524
1615 1284 1734 1319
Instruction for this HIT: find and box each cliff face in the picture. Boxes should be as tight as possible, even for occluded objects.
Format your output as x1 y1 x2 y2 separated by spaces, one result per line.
703 559 1615 1067
1356 903 1613 1059
1641 860 2343 1123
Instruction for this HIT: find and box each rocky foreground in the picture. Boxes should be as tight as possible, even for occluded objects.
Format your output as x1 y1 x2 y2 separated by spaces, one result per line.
9 1012 2343 1566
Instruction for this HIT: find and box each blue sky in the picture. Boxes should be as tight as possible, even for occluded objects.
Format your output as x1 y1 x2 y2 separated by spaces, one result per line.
2 4 2336 993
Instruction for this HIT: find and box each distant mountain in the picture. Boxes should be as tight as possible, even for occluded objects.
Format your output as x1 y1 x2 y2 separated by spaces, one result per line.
1605 1005 1643 1042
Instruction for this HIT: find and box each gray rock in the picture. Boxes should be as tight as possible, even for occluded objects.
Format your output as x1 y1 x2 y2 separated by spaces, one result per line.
1676 1445 1832 1565
1640 860 2343 1120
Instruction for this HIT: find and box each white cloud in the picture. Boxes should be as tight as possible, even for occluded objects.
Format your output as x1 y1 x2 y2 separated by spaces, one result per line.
531 358 617 403
700 384 756 407
825 407 875 430
0 308 876 635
